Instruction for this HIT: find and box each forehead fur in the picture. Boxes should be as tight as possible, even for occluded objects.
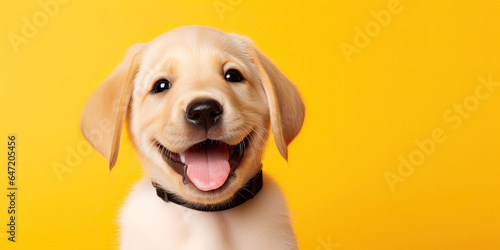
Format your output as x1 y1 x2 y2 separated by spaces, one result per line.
140 26 252 70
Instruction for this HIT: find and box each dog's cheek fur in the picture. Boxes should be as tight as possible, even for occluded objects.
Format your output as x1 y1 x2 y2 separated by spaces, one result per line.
129 83 186 194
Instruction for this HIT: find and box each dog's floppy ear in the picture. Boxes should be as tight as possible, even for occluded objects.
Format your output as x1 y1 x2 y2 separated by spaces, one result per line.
80 43 144 169
248 42 305 160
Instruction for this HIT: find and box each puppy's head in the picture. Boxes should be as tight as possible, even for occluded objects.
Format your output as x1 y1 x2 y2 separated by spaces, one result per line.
80 26 304 205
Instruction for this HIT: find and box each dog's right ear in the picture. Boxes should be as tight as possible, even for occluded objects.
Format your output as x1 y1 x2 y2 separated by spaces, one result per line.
80 43 144 169
242 37 305 161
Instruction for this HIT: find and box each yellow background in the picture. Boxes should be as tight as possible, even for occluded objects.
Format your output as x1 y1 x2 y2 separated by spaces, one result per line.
1 0 500 249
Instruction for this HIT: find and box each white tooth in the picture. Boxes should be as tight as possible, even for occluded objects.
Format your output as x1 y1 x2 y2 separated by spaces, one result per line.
180 153 185 163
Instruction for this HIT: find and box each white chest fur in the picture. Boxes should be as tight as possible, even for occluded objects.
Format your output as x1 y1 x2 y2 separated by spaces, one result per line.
119 174 297 250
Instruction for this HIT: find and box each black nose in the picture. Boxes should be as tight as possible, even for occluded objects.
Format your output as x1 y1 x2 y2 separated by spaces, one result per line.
186 99 223 130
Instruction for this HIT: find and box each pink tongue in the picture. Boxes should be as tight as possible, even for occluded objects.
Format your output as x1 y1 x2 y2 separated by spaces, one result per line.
184 144 230 191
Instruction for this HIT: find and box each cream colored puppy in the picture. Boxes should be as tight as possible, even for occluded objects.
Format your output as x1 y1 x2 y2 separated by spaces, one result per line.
80 26 304 250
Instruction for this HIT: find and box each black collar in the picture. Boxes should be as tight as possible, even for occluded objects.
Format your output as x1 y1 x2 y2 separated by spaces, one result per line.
152 170 263 212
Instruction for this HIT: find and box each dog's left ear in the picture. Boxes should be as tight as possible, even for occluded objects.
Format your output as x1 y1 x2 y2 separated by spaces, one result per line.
247 40 305 160
80 43 144 169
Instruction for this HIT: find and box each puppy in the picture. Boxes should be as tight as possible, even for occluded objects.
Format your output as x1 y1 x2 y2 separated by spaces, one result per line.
80 26 305 250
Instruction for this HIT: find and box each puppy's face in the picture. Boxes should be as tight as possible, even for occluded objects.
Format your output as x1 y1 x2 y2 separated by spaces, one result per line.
80 26 304 205
131 27 270 203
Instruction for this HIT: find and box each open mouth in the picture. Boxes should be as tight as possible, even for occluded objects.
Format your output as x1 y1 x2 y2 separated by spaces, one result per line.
157 137 249 192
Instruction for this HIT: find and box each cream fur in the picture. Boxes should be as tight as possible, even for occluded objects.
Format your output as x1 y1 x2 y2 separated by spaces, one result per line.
119 175 296 250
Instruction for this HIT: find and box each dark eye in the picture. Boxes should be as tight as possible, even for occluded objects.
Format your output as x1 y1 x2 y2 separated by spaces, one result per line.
225 69 243 82
152 79 171 93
